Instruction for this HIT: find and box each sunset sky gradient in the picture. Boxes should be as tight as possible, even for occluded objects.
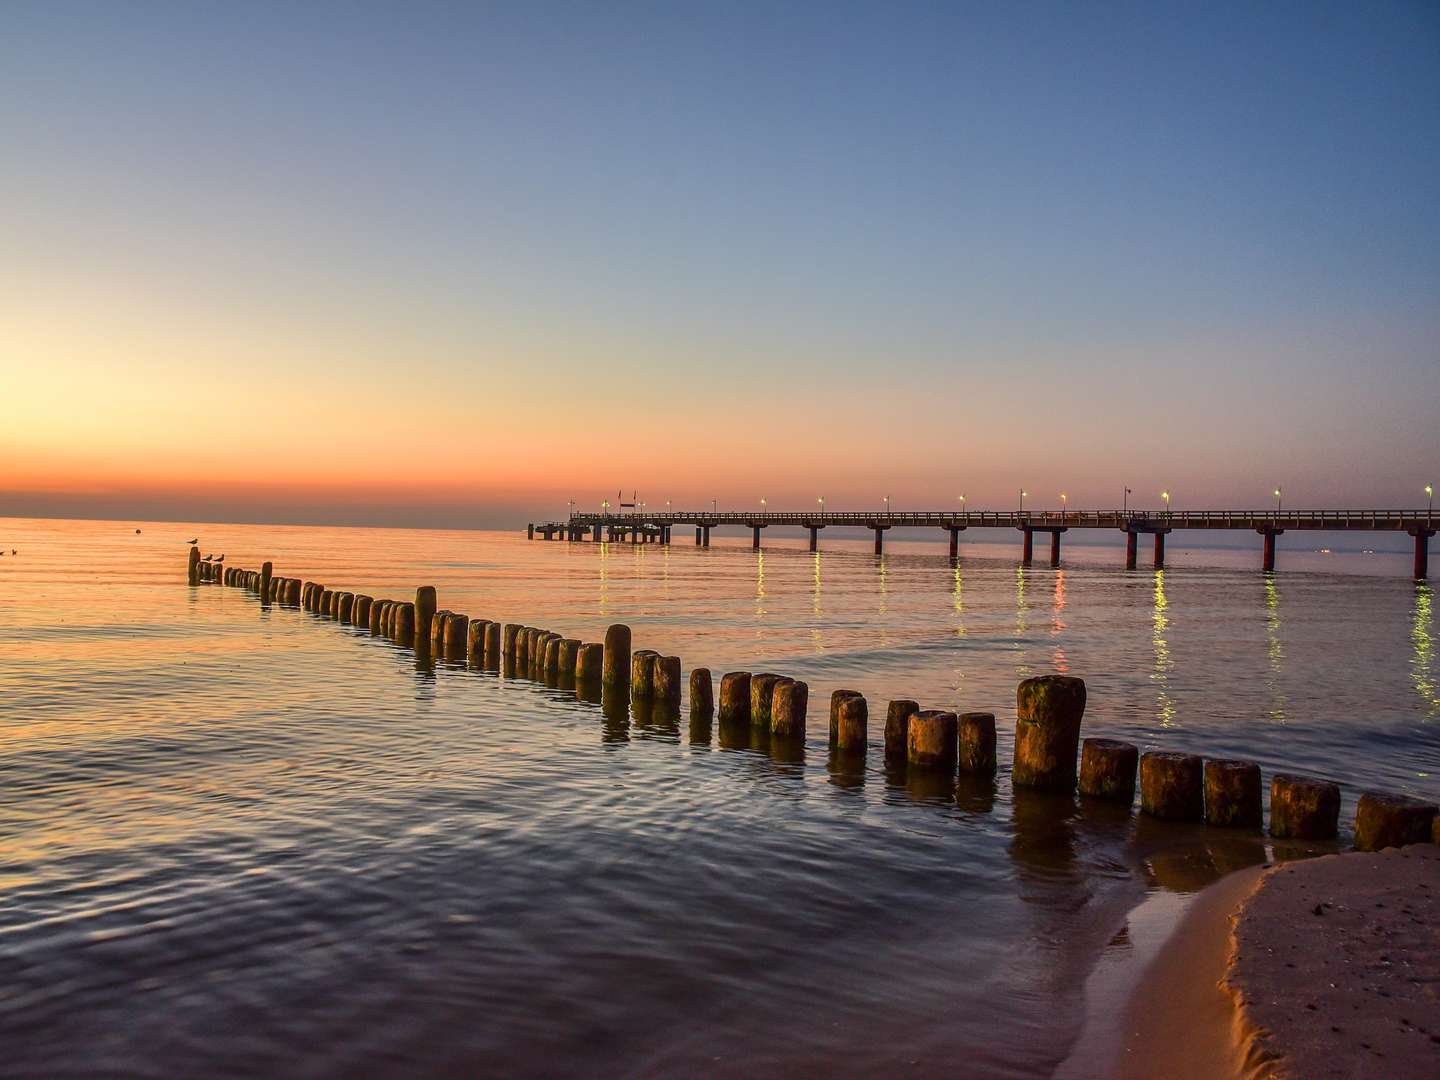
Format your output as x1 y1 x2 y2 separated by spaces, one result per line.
3 2 1438 528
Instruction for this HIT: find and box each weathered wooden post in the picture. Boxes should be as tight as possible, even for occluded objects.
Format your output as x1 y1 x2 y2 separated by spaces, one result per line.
603 624 632 703
576 642 603 689
829 689 863 747
957 711 997 774
1269 774 1340 839
1011 675 1086 790
718 672 751 724
188 545 201 585
557 639 581 686
502 623 520 658
415 586 437 650
319 589 333 616
260 561 273 600
467 619 488 666
750 673 781 728
835 694 867 753
771 678 808 739
484 622 502 669
907 710 958 768
1140 751 1204 820
1079 738 1138 801
285 579 301 606
654 655 682 713
444 613 469 661
690 668 714 723
885 699 920 763
430 609 451 653
337 592 354 623
393 601 415 645
353 595 372 626
1203 759 1263 828
1353 793 1438 851
631 650 658 701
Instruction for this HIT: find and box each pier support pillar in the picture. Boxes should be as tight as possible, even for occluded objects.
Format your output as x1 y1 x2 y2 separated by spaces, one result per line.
1125 530 1138 570
1411 528 1434 579
948 527 961 560
527 523 534 540
695 527 702 545
752 525 762 550
703 526 711 548
872 526 887 555
1153 531 1166 570
1020 528 1033 567
1049 531 1061 568
809 526 819 552
1259 528 1283 573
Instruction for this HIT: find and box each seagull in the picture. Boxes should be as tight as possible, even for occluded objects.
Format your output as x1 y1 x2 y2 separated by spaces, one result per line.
186 538 198 545
214 554 224 562
203 554 214 561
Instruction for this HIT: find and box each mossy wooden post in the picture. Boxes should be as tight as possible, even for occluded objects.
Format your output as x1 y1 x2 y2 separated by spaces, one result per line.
444 613 469 661
690 667 714 723
1353 793 1438 851
187 545 201 585
603 624 632 705
1140 751 1204 820
835 694 867 753
771 678 808 739
415 586 437 651
1269 774 1340 839
654 655 682 713
1079 738 1138 801
631 650 658 701
1012 675 1087 791
577 642 603 690
885 700 919 764
484 622 502 669
907 710 958 768
718 672 751 724
829 689 863 747
1203 759 1262 828
260 561 273 601
957 712 997 774
394 601 415 646
750 673 781 728
467 619 487 666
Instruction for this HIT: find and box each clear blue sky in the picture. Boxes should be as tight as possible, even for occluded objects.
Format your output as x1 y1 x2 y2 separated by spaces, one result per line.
3 2 1437 526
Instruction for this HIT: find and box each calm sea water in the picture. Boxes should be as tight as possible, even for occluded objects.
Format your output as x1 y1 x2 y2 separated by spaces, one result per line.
1 517 1435 1077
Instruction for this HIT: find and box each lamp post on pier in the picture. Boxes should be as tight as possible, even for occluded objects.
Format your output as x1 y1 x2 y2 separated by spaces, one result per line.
1274 487 1283 516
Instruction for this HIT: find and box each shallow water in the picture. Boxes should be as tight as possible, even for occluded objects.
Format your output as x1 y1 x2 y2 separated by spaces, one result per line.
1 518 1435 1077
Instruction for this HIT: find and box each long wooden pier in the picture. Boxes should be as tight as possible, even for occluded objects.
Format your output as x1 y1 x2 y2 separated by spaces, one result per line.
528 508 1437 577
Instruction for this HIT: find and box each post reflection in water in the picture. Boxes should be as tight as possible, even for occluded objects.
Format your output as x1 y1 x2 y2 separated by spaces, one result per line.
1414 582 1438 716
1264 574 1287 722
1151 571 1177 726
825 748 865 791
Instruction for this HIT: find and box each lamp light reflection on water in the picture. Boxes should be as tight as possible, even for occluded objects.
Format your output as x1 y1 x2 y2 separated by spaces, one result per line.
1265 574 1286 722
953 564 965 637
1415 582 1437 716
1152 570 1176 726
1051 570 1068 673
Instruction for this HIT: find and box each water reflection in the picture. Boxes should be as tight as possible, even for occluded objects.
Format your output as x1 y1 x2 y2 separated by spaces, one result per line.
825 749 865 791
1264 574 1287 722
1414 582 1438 716
953 564 966 638
812 553 825 654
755 551 766 617
1051 570 1069 673
1151 571 1176 726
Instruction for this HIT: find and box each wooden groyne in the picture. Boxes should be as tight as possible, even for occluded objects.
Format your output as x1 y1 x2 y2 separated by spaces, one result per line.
190 546 1440 851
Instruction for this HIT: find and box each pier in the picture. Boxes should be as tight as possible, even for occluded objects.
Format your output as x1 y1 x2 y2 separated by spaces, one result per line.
530 507 1437 577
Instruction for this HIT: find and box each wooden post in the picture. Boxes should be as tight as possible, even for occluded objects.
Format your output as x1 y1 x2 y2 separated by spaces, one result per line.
829 689 863 747
1140 751 1204 820
1353 792 1437 851
187 545 200 585
809 526 819 553
337 592 354 623
1021 529 1033 567
260 561 273 600
484 622 502 668
393 602 415 646
690 668 714 723
750 673 781 728
1079 738 1138 801
576 642 603 688
907 710 957 768
1269 774 1340 839
653 655 682 712
467 618 487 666
1049 531 1061 568
835 694 867 753
1153 531 1166 570
1203 759 1262 828
948 527 959 560
957 712 996 774
718 672 751 724
770 678 808 739
884 699 919 763
603 624 632 702
631 650 658 701
1125 530 1137 570
415 586 437 650
1011 675 1086 791
444 613 469 662
873 527 883 555
1411 528 1433 579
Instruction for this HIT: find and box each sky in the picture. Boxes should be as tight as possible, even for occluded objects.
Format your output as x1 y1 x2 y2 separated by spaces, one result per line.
2 1 1438 529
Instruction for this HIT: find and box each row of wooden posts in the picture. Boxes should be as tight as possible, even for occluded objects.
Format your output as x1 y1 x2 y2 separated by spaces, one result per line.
190 547 1440 852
